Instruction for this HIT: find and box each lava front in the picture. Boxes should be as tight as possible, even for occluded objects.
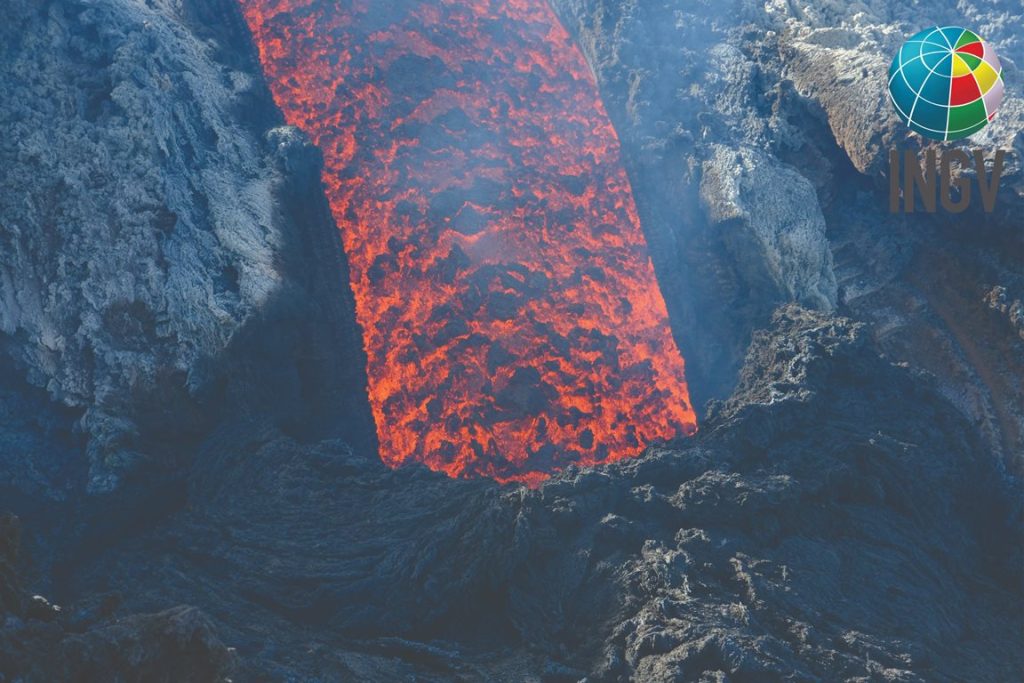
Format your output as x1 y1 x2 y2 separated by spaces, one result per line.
239 0 697 484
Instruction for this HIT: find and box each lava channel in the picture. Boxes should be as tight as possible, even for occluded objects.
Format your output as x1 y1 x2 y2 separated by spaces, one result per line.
239 0 697 485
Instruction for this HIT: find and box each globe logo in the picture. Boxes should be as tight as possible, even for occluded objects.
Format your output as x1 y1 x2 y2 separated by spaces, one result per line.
888 26 1005 141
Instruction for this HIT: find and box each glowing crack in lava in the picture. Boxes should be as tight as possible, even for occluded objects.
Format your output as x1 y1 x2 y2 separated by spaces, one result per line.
240 0 697 484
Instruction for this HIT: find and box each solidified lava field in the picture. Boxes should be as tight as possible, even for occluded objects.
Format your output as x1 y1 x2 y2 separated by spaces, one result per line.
240 0 696 483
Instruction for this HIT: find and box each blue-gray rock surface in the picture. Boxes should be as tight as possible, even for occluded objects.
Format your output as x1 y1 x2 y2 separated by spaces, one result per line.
550 0 1024 461
0 0 374 495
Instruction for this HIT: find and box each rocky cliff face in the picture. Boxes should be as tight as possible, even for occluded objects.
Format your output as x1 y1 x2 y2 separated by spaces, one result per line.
0 0 1021 681
549 0 1024 466
0 0 374 495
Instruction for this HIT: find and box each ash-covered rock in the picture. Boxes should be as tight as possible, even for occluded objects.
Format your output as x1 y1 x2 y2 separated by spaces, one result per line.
549 0 1024 464
700 144 837 310
0 0 373 493
778 0 1022 186
0 0 273 491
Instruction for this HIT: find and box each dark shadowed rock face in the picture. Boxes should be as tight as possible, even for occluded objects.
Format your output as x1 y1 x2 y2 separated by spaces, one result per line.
0 514 235 681
44 307 1019 681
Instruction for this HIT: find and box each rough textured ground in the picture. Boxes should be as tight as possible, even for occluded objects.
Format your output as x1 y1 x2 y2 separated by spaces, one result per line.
4 307 1021 680
0 0 1021 681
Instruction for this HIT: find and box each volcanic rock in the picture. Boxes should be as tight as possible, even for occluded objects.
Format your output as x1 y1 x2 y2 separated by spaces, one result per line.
549 0 1024 462
0 0 1020 681
700 144 837 310
33 307 1016 680
0 0 374 493
0 514 235 681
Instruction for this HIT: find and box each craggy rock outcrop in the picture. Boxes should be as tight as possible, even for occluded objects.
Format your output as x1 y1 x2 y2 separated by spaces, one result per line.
700 144 836 310
549 0 1024 465
0 0 373 493
778 0 1023 184
48 308 1020 681
985 285 1024 341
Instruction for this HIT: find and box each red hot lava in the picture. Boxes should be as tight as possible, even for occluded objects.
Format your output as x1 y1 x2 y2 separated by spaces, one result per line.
239 0 697 484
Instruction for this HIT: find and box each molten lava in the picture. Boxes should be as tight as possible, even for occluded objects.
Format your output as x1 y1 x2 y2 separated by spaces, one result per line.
239 0 697 483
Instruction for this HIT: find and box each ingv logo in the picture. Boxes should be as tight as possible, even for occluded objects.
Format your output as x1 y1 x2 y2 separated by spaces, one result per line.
886 26 1008 213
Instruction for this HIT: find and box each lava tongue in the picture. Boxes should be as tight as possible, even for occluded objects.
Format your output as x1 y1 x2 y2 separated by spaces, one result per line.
239 0 697 483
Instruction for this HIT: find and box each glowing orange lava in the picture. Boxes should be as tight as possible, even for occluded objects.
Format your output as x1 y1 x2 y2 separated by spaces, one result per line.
239 0 696 483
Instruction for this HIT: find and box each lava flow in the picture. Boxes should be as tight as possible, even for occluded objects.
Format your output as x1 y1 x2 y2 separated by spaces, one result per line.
239 0 697 484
